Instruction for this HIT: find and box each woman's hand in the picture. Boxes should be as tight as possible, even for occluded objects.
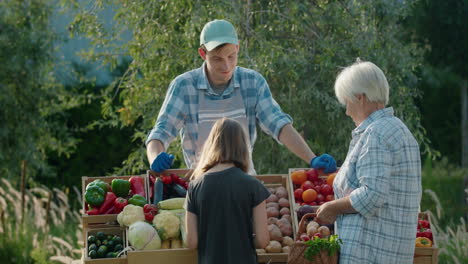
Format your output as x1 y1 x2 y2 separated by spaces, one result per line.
315 201 338 225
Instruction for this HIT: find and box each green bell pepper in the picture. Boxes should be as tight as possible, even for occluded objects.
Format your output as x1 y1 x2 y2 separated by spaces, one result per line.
86 179 109 193
128 194 147 207
85 185 105 206
111 179 130 197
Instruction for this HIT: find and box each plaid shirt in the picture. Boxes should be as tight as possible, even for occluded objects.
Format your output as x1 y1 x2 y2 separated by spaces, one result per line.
146 63 292 168
334 107 422 264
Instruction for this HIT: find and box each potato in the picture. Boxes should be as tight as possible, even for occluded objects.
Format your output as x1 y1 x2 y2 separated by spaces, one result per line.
318 225 331 237
278 198 290 208
265 240 282 253
256 249 266 254
266 194 279 203
268 188 276 194
276 218 290 229
306 224 318 237
266 207 279 218
282 246 291 253
268 224 283 242
279 224 293 236
279 207 290 216
266 202 279 210
275 187 288 199
267 217 278 225
281 214 292 224
282 236 294 247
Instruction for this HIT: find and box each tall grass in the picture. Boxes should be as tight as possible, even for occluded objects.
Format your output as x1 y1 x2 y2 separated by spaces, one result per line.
0 178 82 264
421 157 468 264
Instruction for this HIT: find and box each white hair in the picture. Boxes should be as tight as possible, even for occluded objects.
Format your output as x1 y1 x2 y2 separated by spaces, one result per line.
334 60 389 105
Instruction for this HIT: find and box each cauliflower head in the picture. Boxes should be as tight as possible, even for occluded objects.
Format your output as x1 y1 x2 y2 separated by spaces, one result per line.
153 211 180 240
117 204 145 227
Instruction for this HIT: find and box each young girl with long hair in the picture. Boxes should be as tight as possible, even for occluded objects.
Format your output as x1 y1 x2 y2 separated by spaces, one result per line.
185 118 270 264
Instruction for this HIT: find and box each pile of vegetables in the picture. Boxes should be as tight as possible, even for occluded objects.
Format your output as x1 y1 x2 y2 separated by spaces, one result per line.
123 197 187 251
87 231 124 259
257 186 294 254
148 173 188 204
415 217 434 247
84 176 147 215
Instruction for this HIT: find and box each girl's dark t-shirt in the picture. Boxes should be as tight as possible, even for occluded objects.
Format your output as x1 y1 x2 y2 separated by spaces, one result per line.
186 166 270 264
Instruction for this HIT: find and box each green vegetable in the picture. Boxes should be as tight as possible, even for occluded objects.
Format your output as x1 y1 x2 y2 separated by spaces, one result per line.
85 186 105 206
153 211 180 240
106 252 117 258
112 235 122 245
88 249 97 259
128 221 161 250
304 234 342 261
114 244 123 252
86 179 109 193
96 232 106 241
88 243 97 252
157 197 185 210
128 194 147 207
111 179 131 197
107 240 115 251
97 245 108 258
87 235 96 244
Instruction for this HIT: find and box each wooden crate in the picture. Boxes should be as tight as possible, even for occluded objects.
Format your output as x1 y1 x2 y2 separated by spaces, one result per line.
255 174 297 264
81 174 149 228
127 249 197 264
414 211 438 264
84 226 127 264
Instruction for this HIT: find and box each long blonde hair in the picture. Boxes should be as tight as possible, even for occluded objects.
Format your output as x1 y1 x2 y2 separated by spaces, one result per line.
192 118 249 179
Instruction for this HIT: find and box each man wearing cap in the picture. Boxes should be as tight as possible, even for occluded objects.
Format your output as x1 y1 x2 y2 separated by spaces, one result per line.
146 19 336 175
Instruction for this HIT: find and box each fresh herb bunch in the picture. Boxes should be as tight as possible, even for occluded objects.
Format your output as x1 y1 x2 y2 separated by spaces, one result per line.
304 235 342 261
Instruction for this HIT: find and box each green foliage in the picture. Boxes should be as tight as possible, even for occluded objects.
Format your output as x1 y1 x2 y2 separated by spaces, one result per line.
0 0 80 182
420 157 468 227
66 0 432 174
304 234 342 260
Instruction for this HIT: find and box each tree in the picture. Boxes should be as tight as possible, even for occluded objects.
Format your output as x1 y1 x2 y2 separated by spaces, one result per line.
404 0 468 167
0 0 81 182
68 0 433 174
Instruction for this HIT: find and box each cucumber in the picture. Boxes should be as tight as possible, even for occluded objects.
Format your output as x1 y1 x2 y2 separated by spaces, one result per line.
153 177 164 205
172 183 187 197
157 197 185 210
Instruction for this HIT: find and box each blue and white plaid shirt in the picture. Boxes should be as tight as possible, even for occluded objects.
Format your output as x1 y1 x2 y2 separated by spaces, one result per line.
334 107 422 264
146 63 292 168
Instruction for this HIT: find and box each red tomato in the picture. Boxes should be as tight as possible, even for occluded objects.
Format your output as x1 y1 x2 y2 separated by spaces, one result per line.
301 181 314 191
321 184 333 196
300 233 310 241
325 194 334 201
306 169 319 182
294 188 304 201
313 184 322 194
316 194 325 202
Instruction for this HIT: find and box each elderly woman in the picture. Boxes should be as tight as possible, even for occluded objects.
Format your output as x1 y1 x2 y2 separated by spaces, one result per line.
316 61 422 263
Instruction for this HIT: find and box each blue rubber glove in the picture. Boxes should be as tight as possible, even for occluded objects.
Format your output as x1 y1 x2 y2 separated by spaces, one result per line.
310 154 337 174
150 152 174 173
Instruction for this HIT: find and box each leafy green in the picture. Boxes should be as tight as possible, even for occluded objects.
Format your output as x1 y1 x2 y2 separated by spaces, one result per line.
303 235 342 261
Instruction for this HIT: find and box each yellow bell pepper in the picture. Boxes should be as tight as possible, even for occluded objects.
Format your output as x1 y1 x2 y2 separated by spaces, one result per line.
415 237 433 247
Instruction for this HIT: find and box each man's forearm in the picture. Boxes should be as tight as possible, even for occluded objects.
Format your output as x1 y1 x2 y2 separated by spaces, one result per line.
146 140 165 164
278 124 316 163
330 196 358 215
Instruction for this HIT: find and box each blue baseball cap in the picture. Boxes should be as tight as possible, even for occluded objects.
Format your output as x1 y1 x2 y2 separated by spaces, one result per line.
200 19 238 51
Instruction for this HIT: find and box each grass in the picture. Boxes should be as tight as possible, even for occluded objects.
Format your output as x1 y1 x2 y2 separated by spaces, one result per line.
420 157 468 264
0 178 82 264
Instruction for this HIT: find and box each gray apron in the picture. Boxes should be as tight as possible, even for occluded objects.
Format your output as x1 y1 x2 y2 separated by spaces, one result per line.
195 87 256 175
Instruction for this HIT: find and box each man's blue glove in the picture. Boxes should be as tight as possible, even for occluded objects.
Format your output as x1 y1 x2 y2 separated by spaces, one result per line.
310 154 337 174
150 152 174 173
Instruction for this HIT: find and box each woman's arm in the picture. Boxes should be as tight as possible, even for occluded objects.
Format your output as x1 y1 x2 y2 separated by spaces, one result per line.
252 201 269 249
185 211 198 249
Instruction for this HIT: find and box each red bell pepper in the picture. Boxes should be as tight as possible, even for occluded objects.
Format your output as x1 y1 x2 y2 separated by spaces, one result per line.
104 205 115 214
144 212 154 222
98 192 117 214
418 219 430 229
161 175 172 185
129 176 146 197
143 204 158 215
114 197 128 213
87 208 100 215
